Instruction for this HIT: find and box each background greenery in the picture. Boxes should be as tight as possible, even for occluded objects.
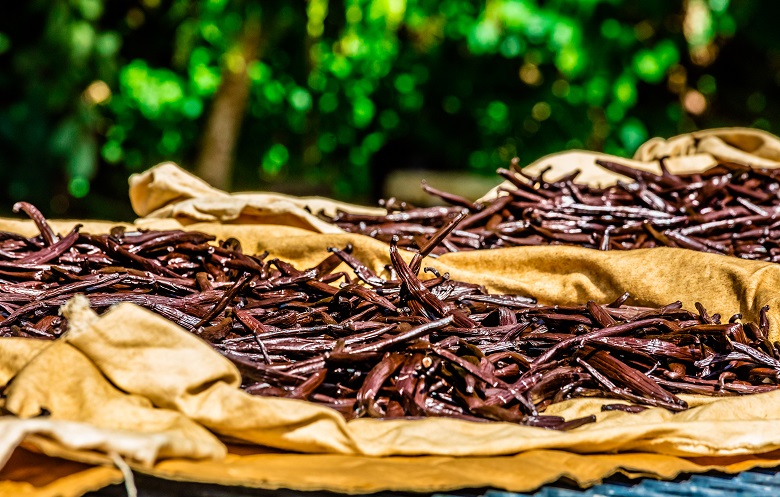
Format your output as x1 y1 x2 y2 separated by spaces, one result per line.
1 0 778 219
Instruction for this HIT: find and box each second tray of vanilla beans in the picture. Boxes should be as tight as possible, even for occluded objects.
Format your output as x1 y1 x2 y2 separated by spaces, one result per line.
1 203 779 430
328 158 780 260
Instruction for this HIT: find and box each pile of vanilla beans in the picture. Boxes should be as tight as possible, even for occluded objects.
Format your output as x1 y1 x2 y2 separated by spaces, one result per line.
329 159 780 259
1 202 779 430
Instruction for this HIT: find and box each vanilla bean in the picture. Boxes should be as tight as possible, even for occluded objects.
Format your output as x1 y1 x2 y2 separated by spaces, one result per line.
327 160 780 262
0 203 777 429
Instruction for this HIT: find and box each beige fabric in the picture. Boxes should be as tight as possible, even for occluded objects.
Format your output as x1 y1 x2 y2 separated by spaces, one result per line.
142 448 780 494
480 127 780 201
5 284 780 464
636 127 780 167
0 417 186 469
4 286 780 496
131 128 780 224
6 127 780 494
5 444 780 497
8 446 780 497
128 161 227 216
0 300 228 470
129 162 383 232
62 297 357 455
0 447 121 497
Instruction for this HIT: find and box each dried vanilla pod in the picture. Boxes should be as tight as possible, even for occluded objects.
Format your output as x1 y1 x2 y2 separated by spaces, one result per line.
0 202 777 430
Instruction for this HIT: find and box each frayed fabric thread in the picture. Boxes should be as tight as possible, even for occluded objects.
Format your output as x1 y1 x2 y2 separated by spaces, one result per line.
110 451 137 497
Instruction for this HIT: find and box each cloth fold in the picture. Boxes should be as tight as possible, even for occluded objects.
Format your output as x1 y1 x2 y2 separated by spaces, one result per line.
6 292 780 497
129 162 383 233
6 127 780 495
635 127 780 167
129 128 780 227
6 288 780 463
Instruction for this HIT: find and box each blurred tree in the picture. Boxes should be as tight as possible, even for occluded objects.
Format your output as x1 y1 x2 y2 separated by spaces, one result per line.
0 0 778 219
193 2 261 188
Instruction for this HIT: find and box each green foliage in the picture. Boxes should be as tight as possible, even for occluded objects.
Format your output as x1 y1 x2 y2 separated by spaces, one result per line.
1 0 780 217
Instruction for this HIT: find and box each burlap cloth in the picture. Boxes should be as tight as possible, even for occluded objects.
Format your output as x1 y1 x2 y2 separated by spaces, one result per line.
5 127 780 496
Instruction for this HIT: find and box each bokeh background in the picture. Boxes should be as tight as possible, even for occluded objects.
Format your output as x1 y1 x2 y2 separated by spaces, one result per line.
1 0 778 220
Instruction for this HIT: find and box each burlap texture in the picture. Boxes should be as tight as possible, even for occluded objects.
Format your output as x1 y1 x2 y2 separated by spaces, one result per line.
6 445 780 497
635 127 780 167
4 289 780 496
0 448 121 497
129 162 383 233
4 127 780 495
5 248 780 459
128 128 779 223
479 127 780 200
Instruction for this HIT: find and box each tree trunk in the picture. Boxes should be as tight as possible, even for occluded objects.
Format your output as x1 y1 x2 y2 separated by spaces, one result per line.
194 20 261 190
